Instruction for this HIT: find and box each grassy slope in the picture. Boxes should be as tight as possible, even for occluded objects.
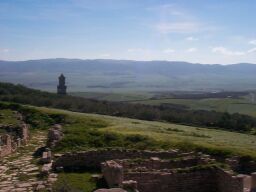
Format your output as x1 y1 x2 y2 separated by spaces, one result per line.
37 107 256 158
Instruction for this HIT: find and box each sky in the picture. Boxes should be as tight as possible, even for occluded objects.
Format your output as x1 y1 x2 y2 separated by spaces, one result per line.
0 0 256 64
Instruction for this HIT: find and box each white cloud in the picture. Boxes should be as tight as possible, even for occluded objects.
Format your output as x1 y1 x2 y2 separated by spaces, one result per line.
248 48 256 53
187 48 198 52
163 49 175 53
212 47 245 56
249 40 256 45
150 3 217 35
155 22 201 34
186 36 198 41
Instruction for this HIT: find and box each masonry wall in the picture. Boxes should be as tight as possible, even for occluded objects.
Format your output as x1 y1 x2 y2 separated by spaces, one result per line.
20 123 29 144
0 123 29 158
116 157 201 171
124 169 218 192
53 150 195 170
0 134 13 158
216 169 245 192
121 168 247 192
101 158 248 192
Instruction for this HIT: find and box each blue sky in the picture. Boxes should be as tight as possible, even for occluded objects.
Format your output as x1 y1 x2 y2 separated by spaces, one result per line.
0 0 256 64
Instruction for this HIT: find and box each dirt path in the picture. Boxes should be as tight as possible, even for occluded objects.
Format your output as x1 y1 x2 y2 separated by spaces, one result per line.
0 131 57 192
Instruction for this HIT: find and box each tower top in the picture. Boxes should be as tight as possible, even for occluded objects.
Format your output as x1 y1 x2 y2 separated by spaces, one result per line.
57 73 67 95
59 73 65 79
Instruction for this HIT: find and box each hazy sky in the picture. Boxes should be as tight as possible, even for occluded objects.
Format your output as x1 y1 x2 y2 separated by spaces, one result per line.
1 0 256 64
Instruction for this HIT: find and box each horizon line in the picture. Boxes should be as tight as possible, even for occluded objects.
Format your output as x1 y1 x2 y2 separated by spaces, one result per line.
0 57 255 65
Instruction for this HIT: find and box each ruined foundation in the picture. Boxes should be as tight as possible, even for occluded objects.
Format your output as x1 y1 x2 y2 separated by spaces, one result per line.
101 157 254 192
53 149 256 192
0 123 30 158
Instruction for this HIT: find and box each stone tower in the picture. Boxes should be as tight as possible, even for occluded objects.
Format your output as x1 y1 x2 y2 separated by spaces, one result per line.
57 74 67 95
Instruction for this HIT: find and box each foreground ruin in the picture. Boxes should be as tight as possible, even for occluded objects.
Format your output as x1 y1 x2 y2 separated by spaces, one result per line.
0 113 29 158
100 157 255 192
53 149 256 192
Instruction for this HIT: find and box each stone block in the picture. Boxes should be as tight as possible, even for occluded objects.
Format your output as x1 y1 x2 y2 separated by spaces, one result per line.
94 188 127 192
252 172 256 189
122 180 138 190
41 151 52 164
41 163 52 176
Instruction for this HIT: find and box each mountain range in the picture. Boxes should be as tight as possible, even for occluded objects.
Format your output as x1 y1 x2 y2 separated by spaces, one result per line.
0 58 256 92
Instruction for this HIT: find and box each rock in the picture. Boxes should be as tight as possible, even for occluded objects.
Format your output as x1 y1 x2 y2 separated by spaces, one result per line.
26 167 39 172
36 184 45 191
122 180 138 190
94 188 127 192
47 124 63 148
91 174 102 181
41 163 52 175
16 183 32 188
55 166 63 172
41 151 52 164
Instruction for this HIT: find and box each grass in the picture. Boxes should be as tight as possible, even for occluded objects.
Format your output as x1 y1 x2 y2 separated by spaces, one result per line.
37 107 256 158
0 109 20 125
52 172 105 192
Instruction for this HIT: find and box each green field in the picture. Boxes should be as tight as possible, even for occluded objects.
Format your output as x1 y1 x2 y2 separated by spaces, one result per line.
70 91 153 102
69 91 256 118
37 107 256 158
132 97 256 117
0 109 19 125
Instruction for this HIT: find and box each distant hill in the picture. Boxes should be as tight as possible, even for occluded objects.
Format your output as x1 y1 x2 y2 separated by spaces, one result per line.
0 58 256 92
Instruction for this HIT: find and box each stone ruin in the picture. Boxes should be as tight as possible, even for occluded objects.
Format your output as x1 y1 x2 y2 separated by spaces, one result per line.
100 157 256 192
39 124 63 177
0 123 30 158
47 124 63 148
52 149 256 192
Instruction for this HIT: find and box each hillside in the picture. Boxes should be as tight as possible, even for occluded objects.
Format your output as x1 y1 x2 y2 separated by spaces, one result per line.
2 102 256 191
1 59 256 91
1 82 256 134
34 106 256 158
2 102 255 158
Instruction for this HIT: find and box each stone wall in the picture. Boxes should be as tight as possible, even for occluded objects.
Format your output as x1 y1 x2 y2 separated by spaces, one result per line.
125 169 218 192
47 124 63 148
101 160 124 187
53 149 194 170
116 156 205 171
20 123 29 144
0 134 12 158
100 158 255 192
0 122 30 158
0 123 29 144
53 149 256 192
216 169 249 192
